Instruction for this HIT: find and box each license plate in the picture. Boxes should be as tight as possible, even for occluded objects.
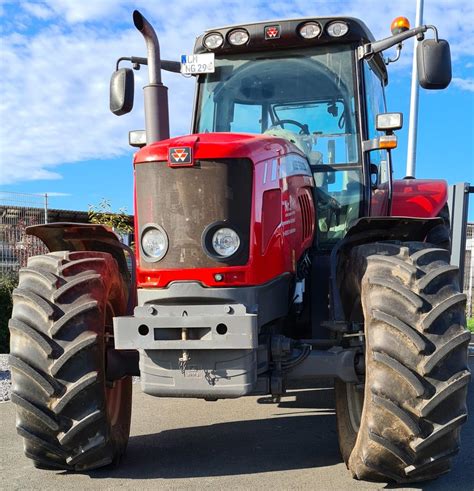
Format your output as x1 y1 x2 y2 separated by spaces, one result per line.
180 53 215 74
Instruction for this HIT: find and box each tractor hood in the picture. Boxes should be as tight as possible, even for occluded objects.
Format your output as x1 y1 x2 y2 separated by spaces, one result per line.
133 132 305 166
132 131 313 288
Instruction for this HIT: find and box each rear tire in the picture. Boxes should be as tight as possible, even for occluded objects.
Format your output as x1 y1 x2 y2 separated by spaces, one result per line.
9 251 132 471
335 242 470 483
426 204 451 251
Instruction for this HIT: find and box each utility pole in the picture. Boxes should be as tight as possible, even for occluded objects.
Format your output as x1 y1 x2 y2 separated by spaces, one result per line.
406 0 424 178
44 193 48 224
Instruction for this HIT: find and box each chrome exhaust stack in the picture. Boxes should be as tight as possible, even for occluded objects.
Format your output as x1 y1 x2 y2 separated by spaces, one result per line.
133 10 170 143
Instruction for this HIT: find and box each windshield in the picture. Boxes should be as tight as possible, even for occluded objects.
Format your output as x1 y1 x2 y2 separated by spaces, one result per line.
195 45 360 166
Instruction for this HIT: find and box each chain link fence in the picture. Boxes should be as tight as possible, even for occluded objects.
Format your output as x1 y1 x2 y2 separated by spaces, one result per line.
0 192 49 275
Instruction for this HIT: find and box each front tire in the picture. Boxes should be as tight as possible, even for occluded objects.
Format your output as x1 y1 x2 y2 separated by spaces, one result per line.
335 242 470 483
9 251 132 471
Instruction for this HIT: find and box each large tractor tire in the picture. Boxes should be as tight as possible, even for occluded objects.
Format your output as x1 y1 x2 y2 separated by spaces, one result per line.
335 242 470 483
9 251 132 471
426 204 451 251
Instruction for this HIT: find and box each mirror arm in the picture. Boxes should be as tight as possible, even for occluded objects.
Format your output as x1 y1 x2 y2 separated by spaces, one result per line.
360 25 429 59
385 44 402 65
116 56 181 73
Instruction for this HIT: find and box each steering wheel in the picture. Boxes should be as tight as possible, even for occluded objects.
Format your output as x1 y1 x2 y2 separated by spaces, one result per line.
316 187 341 210
315 187 341 227
270 119 310 135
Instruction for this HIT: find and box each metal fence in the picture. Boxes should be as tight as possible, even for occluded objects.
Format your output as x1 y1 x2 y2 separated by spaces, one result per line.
465 223 474 319
0 192 49 274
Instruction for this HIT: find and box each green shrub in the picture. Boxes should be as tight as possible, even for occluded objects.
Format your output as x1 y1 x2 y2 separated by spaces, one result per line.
0 273 17 353
467 318 474 333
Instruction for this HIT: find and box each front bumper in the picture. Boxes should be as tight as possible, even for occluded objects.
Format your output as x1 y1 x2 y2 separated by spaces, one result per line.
114 303 259 398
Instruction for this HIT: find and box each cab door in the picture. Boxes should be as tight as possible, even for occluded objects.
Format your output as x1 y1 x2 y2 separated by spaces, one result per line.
364 61 391 216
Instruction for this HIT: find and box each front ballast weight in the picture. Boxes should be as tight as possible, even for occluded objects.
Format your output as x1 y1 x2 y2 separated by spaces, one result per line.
114 304 359 399
114 303 258 398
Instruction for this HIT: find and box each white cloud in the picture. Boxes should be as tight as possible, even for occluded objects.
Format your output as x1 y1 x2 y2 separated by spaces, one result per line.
0 25 146 184
39 192 71 197
0 0 473 185
22 2 54 20
452 77 474 92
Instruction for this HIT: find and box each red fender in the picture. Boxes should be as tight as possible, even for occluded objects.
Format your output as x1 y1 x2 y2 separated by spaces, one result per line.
391 179 448 218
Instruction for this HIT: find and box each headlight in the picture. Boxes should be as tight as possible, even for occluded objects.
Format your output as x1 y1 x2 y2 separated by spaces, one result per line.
212 228 240 257
327 21 349 37
203 32 224 49
228 29 249 46
141 225 168 262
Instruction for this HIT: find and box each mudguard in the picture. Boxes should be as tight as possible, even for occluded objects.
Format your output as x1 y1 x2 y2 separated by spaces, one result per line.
26 222 136 313
391 179 448 218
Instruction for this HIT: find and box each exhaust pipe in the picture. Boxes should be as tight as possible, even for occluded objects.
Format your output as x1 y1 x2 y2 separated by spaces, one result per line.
133 10 170 143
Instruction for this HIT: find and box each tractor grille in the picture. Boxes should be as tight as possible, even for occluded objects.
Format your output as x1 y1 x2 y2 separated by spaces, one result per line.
298 193 312 241
135 159 252 269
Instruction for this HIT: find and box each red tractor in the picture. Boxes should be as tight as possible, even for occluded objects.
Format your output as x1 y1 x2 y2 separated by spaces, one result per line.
9 11 470 483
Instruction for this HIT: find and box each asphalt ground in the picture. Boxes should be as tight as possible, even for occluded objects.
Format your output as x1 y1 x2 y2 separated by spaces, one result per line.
1 358 473 491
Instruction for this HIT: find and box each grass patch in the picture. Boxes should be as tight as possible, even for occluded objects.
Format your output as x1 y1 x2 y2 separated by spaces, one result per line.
0 273 17 353
467 318 474 333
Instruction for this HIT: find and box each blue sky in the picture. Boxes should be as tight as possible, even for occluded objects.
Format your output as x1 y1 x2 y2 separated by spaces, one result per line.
0 0 473 219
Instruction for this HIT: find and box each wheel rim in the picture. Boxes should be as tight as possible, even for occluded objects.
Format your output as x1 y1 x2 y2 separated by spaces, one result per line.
105 302 125 428
346 300 365 433
346 382 364 432
106 380 123 427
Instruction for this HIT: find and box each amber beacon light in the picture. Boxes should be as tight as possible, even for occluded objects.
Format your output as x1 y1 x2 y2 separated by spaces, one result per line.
390 16 410 35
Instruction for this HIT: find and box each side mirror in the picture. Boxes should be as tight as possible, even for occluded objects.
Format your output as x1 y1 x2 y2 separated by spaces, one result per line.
110 68 134 115
417 39 452 90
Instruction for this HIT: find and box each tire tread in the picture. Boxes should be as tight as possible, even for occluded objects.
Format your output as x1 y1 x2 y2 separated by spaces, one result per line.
336 241 470 483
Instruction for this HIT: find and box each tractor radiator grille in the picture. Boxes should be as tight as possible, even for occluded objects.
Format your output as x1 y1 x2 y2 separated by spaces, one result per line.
135 159 252 269
298 193 312 241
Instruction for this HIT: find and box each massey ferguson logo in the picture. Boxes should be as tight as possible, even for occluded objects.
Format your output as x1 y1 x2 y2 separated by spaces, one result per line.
168 147 193 166
265 25 280 39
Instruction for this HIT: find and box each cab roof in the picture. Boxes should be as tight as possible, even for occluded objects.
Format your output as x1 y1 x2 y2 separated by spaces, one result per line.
193 16 386 81
194 17 377 52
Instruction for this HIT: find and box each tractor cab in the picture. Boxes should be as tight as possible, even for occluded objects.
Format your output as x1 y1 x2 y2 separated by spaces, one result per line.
189 17 451 248
192 19 389 248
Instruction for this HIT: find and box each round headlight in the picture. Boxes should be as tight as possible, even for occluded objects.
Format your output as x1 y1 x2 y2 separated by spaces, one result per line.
228 29 249 46
212 228 240 257
203 32 224 49
327 21 349 37
141 226 168 262
299 22 321 39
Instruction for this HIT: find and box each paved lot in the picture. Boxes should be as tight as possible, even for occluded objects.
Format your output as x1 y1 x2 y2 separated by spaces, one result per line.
1 372 473 491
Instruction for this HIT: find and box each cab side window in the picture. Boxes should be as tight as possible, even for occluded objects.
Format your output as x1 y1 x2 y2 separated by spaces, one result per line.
364 62 388 182
364 62 390 215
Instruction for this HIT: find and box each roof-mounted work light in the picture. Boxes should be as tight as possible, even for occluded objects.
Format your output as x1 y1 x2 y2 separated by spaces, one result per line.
327 21 349 37
203 32 224 49
228 29 249 46
299 22 321 39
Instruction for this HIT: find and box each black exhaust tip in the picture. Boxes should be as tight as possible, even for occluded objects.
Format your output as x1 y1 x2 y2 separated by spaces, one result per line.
133 10 144 31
